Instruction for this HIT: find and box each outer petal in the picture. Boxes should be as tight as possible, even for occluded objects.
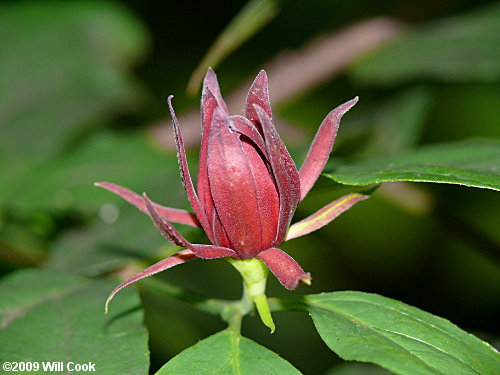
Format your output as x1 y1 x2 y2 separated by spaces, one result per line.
211 209 232 249
198 89 218 224
299 97 358 201
244 70 272 132
203 68 228 113
168 96 214 241
239 134 280 252
286 193 369 241
257 248 311 290
206 107 268 258
143 194 238 259
105 250 196 313
95 182 200 227
255 105 301 246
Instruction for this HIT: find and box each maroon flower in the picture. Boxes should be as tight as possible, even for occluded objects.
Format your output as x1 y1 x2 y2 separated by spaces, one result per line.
97 69 367 306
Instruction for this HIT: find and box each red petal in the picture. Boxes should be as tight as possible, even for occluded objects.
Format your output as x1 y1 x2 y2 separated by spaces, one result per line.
143 193 238 259
168 96 214 241
211 209 232 249
286 193 368 241
202 68 228 113
257 248 311 290
95 182 200 227
198 89 218 225
299 97 358 201
245 70 272 132
240 136 280 252
207 107 270 258
105 249 196 313
255 105 301 246
229 115 268 158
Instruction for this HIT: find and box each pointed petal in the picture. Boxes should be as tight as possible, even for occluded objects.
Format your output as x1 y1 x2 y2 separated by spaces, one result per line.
143 193 189 247
95 182 201 227
245 70 272 130
299 97 358 201
168 95 213 240
257 248 311 290
228 115 268 158
143 193 239 259
105 249 196 313
198 89 218 220
203 68 228 112
286 193 369 241
255 105 301 246
206 107 268 258
188 244 239 259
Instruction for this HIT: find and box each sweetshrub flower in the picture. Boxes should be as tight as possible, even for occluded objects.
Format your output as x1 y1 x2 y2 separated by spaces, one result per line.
97 69 367 309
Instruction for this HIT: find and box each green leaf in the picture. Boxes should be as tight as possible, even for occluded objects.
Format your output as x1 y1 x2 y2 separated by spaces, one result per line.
0 131 186 212
0 1 148 167
325 139 500 190
350 4 500 85
305 291 500 375
363 86 434 155
156 329 302 375
0 269 149 375
187 0 279 95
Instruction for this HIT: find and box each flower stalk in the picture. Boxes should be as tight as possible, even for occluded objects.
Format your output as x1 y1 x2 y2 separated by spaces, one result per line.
228 257 275 332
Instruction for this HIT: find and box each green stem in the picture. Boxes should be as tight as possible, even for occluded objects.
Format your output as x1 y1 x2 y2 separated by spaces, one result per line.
228 258 275 332
139 258 280 333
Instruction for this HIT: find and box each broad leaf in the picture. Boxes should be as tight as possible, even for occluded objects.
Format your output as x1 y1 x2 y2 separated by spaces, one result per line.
305 291 500 375
350 4 500 84
156 329 302 375
0 1 148 169
0 269 149 375
325 139 500 190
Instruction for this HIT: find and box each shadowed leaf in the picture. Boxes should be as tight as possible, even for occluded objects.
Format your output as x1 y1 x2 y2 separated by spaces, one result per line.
0 269 149 375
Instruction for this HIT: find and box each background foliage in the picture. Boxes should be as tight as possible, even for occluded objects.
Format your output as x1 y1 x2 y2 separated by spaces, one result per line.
0 1 498 374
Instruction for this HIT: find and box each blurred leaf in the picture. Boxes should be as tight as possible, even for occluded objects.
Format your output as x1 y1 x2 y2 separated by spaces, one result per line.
350 4 500 84
425 84 500 142
0 1 148 169
305 291 500 375
363 86 433 155
0 269 149 375
325 139 500 190
156 329 302 374
44 204 199 276
187 0 279 95
0 131 186 212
